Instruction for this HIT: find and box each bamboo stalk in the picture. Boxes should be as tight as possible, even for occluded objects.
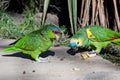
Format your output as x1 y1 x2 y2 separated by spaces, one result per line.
82 0 91 26
41 0 50 25
73 0 77 32
82 0 87 26
68 0 74 34
79 0 85 26
112 0 120 31
78 0 119 32
98 0 106 26
80 0 85 20
68 0 78 34
91 0 96 25
94 0 100 25
105 6 109 28
86 0 91 25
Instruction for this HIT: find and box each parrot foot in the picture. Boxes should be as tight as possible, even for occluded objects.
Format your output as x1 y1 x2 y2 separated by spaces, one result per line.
36 57 49 63
87 50 97 57
88 50 98 54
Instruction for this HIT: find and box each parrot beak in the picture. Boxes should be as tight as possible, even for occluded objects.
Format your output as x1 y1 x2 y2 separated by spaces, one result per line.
69 42 77 47
53 35 60 40
69 41 79 53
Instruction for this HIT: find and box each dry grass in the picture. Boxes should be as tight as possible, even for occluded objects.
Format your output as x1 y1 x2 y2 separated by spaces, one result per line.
0 0 10 9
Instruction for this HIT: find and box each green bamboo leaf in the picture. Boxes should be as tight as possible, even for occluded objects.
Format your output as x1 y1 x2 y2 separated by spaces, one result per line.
68 0 74 34
72 0 77 32
68 0 77 34
41 0 50 25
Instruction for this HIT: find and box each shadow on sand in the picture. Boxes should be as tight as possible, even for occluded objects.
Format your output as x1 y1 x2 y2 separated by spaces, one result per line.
2 50 55 61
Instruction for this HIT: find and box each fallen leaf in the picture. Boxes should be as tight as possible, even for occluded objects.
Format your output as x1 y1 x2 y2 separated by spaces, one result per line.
72 67 80 71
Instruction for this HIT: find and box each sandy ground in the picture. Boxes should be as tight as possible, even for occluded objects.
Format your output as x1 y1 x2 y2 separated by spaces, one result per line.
0 39 120 80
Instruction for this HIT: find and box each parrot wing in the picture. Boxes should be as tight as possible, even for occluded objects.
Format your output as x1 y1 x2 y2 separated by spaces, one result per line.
85 25 120 42
15 30 52 51
4 29 52 52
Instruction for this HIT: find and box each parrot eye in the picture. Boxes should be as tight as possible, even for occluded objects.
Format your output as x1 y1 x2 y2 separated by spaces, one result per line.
53 31 61 34
77 42 79 44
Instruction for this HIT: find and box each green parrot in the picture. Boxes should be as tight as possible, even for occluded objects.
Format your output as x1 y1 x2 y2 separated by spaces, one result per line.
3 24 61 62
69 25 120 54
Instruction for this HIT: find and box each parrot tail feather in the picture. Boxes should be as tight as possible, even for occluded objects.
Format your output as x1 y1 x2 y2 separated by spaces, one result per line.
3 46 19 52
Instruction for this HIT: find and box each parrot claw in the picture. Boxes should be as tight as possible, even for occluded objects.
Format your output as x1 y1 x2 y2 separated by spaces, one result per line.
87 50 97 57
88 50 98 54
39 57 49 61
36 57 49 63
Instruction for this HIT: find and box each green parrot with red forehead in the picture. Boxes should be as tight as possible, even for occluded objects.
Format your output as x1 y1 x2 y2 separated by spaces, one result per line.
69 25 120 54
3 24 61 62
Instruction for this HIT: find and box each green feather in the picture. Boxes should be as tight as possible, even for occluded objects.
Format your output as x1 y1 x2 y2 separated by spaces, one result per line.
3 24 60 62
86 25 120 42
3 46 20 52
71 25 120 53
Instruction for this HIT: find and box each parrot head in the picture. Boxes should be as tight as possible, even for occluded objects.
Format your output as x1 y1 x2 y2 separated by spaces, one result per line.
69 38 83 48
45 24 61 40
69 27 86 49
68 38 83 54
